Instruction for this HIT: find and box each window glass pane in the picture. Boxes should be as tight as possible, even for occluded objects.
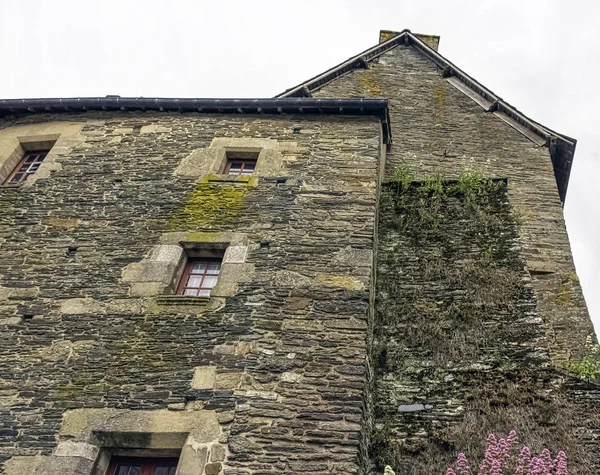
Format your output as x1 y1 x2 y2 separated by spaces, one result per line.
198 289 211 297
116 466 131 475
202 275 218 288
206 262 221 273
154 468 170 475
244 162 256 171
25 155 36 163
128 467 142 475
169 468 177 475
183 288 198 296
186 275 202 288
190 262 206 273
240 170 253 176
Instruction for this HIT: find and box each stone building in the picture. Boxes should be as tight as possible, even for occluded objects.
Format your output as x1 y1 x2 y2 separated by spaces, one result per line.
0 29 598 475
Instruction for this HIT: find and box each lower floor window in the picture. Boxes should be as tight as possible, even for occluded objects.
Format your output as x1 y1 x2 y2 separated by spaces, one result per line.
177 258 222 296
106 457 178 475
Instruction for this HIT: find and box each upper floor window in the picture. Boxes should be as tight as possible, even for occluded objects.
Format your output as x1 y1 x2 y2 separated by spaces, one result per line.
2 150 50 184
223 152 258 177
177 258 222 297
106 456 179 475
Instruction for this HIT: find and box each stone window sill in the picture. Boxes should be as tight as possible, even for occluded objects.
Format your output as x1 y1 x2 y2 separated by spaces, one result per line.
155 295 211 306
202 174 257 187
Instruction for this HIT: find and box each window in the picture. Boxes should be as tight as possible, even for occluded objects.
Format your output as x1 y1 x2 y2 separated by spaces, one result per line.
223 152 258 177
2 150 49 184
177 258 222 296
106 457 178 475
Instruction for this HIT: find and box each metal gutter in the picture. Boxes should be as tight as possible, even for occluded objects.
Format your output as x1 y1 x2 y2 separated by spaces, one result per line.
0 97 392 144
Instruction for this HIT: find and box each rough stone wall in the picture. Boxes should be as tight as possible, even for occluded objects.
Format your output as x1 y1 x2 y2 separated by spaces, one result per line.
313 44 600 471
0 112 382 474
374 180 599 473
313 44 595 366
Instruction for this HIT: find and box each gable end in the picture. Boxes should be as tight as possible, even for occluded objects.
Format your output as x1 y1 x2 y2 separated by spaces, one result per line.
277 30 576 202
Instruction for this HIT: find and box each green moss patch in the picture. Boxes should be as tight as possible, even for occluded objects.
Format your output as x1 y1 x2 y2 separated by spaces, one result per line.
169 182 249 230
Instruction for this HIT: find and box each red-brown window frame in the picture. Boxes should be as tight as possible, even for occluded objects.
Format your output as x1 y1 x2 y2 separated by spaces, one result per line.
106 456 179 475
2 150 49 185
177 258 222 297
223 154 258 177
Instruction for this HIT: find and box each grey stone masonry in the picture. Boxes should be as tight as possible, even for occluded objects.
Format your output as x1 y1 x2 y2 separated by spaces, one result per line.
314 44 595 366
0 112 382 474
314 42 600 473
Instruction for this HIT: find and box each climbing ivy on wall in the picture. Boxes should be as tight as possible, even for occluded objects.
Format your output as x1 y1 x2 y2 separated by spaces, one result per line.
371 168 592 474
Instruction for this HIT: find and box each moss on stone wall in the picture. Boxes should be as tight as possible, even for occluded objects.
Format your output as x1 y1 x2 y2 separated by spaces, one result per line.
169 182 248 230
372 175 596 474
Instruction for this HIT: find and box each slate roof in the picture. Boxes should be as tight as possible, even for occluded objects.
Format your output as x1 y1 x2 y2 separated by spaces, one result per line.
276 29 576 202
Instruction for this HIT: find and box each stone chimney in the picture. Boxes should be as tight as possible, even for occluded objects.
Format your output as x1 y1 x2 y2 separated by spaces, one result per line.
379 30 440 51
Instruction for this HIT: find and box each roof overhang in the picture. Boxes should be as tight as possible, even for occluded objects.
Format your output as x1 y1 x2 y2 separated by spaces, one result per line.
277 30 576 202
0 97 391 144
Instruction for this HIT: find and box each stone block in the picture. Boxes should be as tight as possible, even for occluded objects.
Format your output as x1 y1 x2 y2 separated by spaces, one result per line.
60 408 220 443
174 147 222 177
5 455 95 475
223 245 248 264
149 244 184 263
205 462 222 475
281 372 302 383
177 444 207 475
54 441 99 461
331 246 373 268
215 372 242 389
121 261 176 285
130 282 167 297
210 444 227 462
140 124 172 134
191 366 216 390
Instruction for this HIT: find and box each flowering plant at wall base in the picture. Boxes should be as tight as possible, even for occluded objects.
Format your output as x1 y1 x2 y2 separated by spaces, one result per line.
445 431 569 475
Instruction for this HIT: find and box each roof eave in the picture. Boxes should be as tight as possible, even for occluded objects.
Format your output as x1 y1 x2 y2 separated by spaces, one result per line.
0 97 392 145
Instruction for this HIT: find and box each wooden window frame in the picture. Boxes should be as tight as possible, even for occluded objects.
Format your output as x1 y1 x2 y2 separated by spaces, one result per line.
223 152 258 177
106 456 179 475
176 257 222 297
2 150 49 185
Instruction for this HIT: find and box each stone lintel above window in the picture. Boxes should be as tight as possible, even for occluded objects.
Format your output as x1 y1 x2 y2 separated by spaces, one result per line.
4 408 222 475
174 137 294 182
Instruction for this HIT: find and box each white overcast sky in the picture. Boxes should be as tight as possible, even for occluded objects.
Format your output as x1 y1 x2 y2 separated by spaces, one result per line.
2 0 599 333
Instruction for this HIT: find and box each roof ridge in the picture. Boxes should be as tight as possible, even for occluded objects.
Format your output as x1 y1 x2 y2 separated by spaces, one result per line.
276 30 576 202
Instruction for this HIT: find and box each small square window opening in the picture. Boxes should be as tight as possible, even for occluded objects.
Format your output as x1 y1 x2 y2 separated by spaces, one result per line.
177 258 222 297
106 456 179 475
223 152 258 177
3 150 50 185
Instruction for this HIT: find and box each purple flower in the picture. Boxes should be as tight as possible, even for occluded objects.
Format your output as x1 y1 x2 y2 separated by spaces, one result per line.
456 453 471 475
554 451 568 475
445 432 568 475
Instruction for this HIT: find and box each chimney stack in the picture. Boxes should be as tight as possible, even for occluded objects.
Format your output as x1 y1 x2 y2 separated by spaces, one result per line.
379 30 440 51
